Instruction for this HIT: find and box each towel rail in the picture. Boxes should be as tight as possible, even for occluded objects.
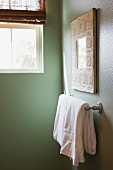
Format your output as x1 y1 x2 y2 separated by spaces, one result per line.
85 103 103 114
70 94 103 114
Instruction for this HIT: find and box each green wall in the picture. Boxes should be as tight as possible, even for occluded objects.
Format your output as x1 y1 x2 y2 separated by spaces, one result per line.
62 0 113 170
1 1 113 170
0 0 63 169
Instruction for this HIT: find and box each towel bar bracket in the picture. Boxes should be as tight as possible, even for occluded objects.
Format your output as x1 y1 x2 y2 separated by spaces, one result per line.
85 103 103 114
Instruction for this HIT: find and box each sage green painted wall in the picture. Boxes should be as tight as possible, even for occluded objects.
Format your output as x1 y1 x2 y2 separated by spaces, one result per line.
62 0 113 170
0 0 63 169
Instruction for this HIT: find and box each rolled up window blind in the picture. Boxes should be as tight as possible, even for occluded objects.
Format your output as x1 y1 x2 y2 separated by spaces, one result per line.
0 0 46 24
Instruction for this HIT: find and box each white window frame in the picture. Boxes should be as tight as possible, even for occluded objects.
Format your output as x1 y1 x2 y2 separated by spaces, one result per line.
0 23 44 73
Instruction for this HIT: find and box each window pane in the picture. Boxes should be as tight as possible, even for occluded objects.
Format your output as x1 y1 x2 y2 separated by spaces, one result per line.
0 0 9 9
0 28 12 68
0 24 43 73
12 29 37 69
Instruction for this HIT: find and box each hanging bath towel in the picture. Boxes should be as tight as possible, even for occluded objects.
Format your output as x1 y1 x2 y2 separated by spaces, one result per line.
53 94 96 166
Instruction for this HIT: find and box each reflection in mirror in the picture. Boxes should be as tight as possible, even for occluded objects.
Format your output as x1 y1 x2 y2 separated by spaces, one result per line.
76 37 86 69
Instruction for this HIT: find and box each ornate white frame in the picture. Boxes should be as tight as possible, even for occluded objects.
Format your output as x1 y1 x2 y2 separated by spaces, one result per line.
71 8 97 93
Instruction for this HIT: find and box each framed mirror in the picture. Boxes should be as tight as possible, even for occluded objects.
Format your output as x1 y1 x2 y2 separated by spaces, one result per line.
71 8 97 93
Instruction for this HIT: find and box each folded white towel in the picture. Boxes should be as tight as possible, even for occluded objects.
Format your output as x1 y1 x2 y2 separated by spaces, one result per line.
53 94 96 166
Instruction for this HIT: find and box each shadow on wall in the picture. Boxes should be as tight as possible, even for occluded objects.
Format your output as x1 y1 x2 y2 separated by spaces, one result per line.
59 154 72 170
99 112 113 170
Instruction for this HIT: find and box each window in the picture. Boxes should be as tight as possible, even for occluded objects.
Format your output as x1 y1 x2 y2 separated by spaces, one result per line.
0 23 44 73
0 1 46 73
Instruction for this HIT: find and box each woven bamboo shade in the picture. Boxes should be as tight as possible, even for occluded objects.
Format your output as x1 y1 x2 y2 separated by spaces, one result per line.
0 0 46 24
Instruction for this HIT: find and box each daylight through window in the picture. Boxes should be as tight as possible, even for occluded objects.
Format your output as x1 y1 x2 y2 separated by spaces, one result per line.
0 24 43 73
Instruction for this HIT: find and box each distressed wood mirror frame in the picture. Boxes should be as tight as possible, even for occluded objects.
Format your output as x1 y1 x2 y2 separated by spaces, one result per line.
71 8 97 93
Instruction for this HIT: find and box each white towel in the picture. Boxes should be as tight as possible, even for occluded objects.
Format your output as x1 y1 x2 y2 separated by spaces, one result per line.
53 94 68 145
53 94 96 166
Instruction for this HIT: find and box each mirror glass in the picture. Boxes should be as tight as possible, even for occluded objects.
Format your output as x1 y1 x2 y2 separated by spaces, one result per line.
76 37 86 69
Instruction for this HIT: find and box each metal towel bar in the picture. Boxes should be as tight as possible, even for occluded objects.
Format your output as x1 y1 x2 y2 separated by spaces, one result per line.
70 94 103 114
85 103 103 114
